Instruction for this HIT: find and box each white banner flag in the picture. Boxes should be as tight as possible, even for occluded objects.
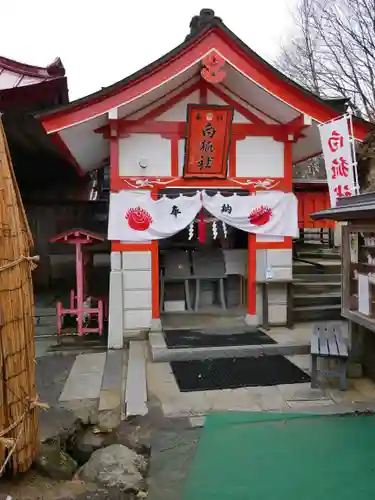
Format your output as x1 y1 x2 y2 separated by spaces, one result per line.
319 114 357 207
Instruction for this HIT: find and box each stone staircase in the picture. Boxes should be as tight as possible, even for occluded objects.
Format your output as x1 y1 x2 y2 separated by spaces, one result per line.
293 245 342 322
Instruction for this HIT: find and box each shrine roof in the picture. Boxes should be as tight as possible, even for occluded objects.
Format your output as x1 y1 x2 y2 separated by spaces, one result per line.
37 9 372 173
39 10 355 122
0 56 65 90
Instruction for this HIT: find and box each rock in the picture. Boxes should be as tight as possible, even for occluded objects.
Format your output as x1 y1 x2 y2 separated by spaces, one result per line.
79 444 147 492
69 427 118 465
35 443 78 480
117 423 152 456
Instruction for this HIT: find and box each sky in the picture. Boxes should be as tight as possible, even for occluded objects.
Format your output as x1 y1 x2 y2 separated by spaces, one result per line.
0 0 298 101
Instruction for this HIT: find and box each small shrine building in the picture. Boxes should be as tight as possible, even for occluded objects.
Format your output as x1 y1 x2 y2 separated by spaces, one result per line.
39 9 370 348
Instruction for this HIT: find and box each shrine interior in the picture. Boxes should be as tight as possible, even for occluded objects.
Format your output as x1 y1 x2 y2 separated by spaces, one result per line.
159 189 249 318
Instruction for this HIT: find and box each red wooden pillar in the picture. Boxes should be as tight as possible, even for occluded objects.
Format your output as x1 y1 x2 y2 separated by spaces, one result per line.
151 189 160 319
247 186 256 316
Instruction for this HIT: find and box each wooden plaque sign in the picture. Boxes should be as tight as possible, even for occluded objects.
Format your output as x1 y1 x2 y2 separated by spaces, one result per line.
183 104 233 179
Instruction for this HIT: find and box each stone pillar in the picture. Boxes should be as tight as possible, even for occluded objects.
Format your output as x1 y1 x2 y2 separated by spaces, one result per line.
108 251 124 349
122 250 152 338
255 248 293 325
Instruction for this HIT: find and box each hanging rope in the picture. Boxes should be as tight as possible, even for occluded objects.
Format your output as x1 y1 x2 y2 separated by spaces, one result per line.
0 255 39 273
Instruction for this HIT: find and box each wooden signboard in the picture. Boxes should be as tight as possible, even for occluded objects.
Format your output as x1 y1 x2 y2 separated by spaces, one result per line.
183 104 233 179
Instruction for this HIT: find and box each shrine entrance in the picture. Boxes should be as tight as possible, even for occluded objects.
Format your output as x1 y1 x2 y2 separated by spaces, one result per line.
158 189 251 331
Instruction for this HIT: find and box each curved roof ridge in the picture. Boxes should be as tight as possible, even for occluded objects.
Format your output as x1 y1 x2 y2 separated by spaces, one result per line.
0 55 65 79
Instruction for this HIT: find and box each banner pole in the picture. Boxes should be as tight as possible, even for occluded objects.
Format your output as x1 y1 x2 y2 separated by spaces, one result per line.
348 110 360 195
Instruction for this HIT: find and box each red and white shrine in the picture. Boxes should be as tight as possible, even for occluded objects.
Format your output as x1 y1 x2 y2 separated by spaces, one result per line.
39 9 370 348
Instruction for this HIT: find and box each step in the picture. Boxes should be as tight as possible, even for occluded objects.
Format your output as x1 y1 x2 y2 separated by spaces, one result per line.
293 304 342 322
293 262 341 275
293 274 341 283
294 293 341 307
149 332 309 362
59 352 107 424
297 251 341 261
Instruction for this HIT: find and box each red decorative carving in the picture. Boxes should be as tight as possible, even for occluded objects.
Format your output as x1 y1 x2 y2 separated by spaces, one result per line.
125 207 153 231
249 206 272 226
201 53 226 83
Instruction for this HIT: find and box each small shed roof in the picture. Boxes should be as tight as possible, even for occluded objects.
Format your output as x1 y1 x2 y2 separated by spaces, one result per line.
311 192 375 221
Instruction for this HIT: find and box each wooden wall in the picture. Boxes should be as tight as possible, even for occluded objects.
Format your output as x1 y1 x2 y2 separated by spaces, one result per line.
25 201 109 290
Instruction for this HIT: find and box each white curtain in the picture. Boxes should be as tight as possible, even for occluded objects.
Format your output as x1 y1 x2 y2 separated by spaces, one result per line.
203 191 298 237
108 190 202 242
108 190 298 241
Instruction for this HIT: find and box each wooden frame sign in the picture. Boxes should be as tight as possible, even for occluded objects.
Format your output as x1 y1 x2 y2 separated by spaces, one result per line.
183 104 233 179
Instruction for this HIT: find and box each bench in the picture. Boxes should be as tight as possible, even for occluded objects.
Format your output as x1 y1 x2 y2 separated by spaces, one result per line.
310 323 349 391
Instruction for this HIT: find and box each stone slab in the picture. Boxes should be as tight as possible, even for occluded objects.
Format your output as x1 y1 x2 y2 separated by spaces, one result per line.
98 350 125 431
126 341 148 417
59 352 106 402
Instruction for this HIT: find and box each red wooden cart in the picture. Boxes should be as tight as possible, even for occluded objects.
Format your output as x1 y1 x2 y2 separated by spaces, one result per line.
50 229 106 336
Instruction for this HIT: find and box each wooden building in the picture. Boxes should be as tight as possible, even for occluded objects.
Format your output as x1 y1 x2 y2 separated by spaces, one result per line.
38 9 370 348
312 193 375 380
0 55 107 289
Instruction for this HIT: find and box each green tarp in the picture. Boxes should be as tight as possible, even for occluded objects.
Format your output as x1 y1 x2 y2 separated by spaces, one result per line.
183 411 375 500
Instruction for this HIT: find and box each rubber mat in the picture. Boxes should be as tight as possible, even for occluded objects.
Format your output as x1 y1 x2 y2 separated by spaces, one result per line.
171 355 310 391
164 329 275 348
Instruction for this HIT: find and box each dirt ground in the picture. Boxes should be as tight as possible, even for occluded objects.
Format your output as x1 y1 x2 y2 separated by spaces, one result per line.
0 355 201 500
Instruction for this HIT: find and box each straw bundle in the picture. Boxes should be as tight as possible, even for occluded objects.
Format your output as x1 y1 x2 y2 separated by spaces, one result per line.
0 118 42 474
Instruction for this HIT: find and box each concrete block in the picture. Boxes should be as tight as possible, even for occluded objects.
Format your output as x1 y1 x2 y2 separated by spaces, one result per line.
152 341 309 362
110 251 122 271
268 284 287 304
124 290 152 310
126 341 148 417
123 309 152 331
268 304 287 324
122 251 151 270
123 269 152 290
108 270 124 349
266 249 292 267
256 250 267 280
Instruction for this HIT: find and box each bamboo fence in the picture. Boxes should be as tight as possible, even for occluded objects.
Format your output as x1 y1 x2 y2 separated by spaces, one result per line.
0 118 44 475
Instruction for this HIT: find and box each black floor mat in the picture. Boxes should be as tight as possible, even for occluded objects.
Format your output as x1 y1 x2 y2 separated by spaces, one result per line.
171 356 310 392
164 329 275 349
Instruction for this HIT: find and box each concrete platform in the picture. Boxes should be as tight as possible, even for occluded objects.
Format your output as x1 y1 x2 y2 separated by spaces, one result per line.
147 354 375 421
150 331 309 362
149 323 315 362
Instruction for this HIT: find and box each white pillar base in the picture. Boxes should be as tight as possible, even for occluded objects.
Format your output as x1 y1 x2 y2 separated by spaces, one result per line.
150 318 162 332
245 314 259 327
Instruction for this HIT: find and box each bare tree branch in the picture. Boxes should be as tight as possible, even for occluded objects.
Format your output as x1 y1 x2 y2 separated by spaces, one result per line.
276 0 375 120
